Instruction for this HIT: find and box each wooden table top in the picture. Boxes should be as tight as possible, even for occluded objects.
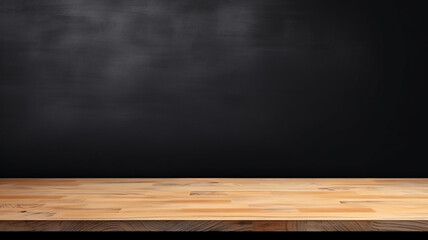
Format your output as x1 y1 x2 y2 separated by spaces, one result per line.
1 178 427 221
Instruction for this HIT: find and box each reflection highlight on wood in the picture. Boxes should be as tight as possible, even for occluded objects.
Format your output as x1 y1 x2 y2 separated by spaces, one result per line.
0 178 427 231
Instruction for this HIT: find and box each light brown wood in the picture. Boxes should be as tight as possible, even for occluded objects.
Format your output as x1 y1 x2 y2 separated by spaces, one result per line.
0 178 427 231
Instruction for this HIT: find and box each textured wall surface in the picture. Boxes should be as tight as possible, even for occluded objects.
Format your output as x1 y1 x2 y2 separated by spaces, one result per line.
0 0 426 177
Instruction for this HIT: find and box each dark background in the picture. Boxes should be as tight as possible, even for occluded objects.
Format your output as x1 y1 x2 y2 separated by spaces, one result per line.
0 0 426 177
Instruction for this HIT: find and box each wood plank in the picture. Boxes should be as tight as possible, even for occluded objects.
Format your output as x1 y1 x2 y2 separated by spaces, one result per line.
1 220 427 231
0 179 427 231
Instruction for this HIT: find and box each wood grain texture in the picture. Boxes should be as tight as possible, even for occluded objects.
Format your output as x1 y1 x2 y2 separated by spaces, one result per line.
0 178 427 231
1 220 428 231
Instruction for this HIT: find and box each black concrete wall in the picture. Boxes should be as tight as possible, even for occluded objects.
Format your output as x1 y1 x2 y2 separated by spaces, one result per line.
0 0 426 177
